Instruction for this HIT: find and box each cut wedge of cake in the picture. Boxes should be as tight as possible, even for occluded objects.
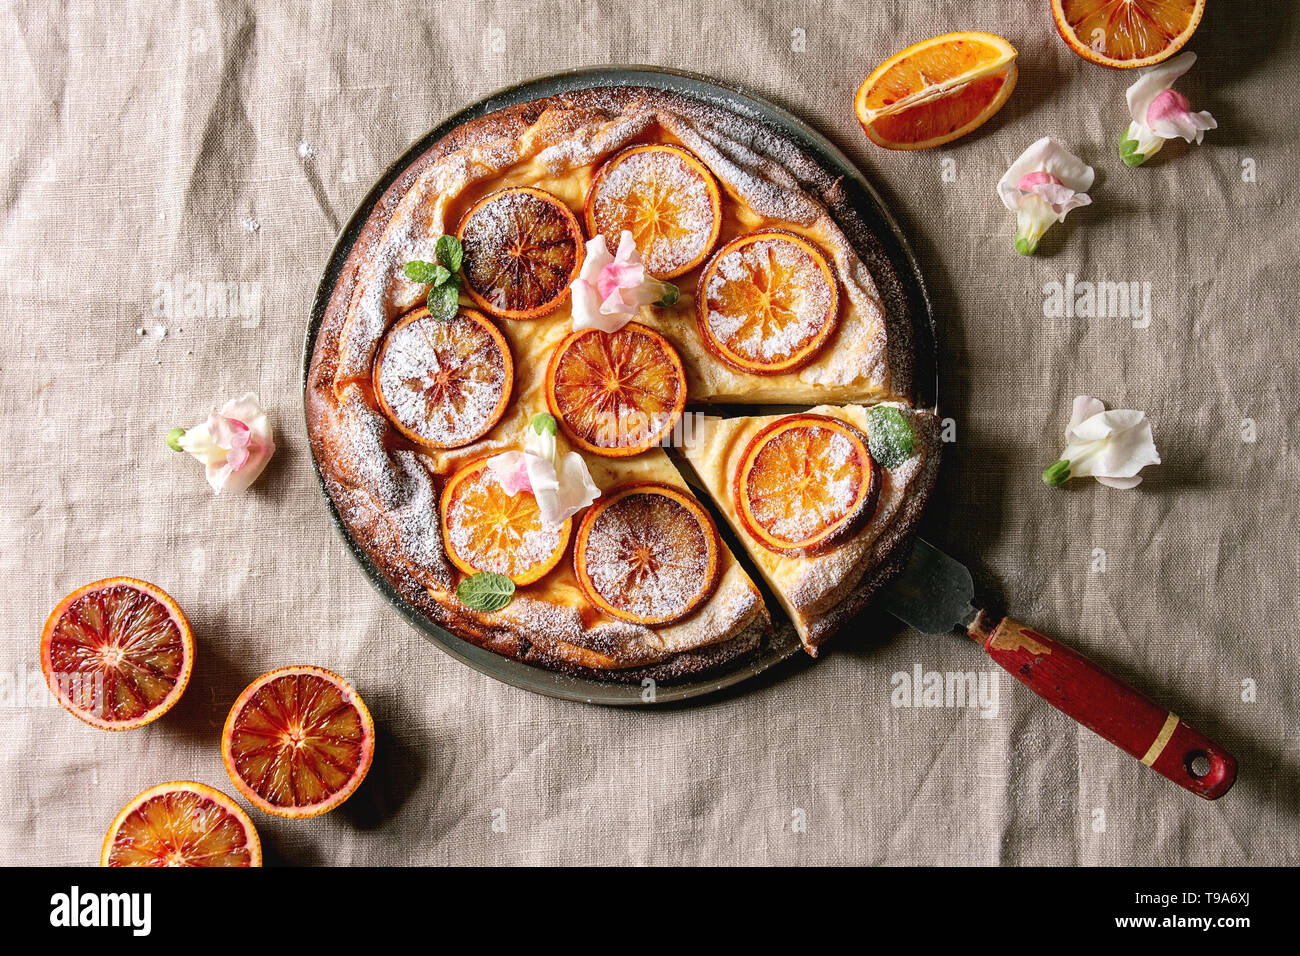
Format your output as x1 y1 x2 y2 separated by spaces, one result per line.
681 403 941 655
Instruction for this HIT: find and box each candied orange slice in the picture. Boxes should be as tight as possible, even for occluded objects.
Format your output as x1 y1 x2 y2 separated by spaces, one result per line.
101 781 261 867
854 32 1018 150
584 144 722 279
456 186 583 320
545 322 686 457
372 306 513 449
440 457 572 585
40 577 194 730
696 231 839 375
735 414 881 556
1052 0 1203 69
574 482 720 626
222 665 375 818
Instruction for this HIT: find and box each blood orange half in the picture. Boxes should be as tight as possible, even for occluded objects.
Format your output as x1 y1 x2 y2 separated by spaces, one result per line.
222 666 375 818
101 781 261 867
1052 0 1205 69
40 577 194 730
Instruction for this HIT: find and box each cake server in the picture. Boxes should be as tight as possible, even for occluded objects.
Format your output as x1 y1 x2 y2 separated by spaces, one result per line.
878 537 1237 800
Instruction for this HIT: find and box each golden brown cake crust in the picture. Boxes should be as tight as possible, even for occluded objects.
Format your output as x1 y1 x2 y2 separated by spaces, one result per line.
307 86 922 681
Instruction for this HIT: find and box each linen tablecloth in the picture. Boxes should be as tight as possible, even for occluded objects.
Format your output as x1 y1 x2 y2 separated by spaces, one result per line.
2 0 1296 865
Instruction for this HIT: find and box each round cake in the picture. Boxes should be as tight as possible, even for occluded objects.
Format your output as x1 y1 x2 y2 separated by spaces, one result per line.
305 84 941 682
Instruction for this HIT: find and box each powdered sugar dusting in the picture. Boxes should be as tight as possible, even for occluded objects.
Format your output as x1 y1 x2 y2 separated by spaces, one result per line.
375 312 507 447
589 148 717 276
705 236 834 363
582 490 711 621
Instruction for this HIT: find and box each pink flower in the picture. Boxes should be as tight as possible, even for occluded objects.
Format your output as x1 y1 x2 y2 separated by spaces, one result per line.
485 413 600 528
570 231 677 332
172 393 275 494
997 138 1094 255
1120 52 1217 165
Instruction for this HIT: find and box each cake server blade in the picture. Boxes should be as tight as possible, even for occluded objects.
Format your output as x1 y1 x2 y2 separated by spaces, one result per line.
877 537 1237 800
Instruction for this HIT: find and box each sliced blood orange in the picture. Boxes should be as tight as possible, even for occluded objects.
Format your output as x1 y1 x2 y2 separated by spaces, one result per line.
440 457 573 585
735 414 881 557
222 665 375 819
40 577 194 730
545 322 686 457
101 781 261 867
696 231 839 375
854 31 1018 150
456 186 583 320
574 482 720 626
584 144 722 279
1052 0 1204 69
373 306 513 449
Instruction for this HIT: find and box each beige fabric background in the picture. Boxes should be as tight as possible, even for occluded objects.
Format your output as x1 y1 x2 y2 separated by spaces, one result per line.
2 0 1296 865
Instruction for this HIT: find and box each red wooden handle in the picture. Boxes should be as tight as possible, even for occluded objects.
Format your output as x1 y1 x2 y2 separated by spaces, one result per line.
969 612 1236 800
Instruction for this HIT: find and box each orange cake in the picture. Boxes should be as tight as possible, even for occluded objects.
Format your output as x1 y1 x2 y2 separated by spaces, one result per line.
306 86 938 682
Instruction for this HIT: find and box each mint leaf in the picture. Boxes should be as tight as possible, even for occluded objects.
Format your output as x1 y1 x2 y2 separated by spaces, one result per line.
426 282 460 322
530 412 557 437
866 405 915 470
457 572 515 612
435 235 463 274
403 260 441 284
1042 459 1072 487
653 283 679 308
430 264 452 286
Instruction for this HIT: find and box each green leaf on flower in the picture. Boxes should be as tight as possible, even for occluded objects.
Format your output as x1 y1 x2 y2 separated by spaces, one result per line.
530 412 558 436
165 427 186 452
866 405 915 470
1118 130 1147 167
435 234 463 274
403 260 442 284
456 572 515 612
426 282 460 321
653 283 680 308
1042 459 1072 487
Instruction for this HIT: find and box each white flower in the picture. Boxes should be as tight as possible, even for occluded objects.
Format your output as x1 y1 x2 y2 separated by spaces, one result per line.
486 414 600 528
1043 396 1161 489
570 231 678 332
171 392 275 494
998 137 1094 255
1120 53 1217 166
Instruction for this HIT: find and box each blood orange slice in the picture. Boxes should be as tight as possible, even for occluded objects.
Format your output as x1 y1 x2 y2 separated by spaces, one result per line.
1052 0 1204 69
854 31 1018 150
574 482 720 626
40 577 194 730
545 322 686 457
440 457 573 585
696 231 839 375
101 781 261 867
373 306 513 449
222 665 375 818
584 144 722 279
735 414 881 556
456 186 583 320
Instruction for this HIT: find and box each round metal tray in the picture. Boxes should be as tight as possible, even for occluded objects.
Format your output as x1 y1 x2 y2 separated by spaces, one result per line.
302 66 937 707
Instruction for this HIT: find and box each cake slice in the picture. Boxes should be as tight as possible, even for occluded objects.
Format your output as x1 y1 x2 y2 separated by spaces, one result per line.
681 403 941 655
